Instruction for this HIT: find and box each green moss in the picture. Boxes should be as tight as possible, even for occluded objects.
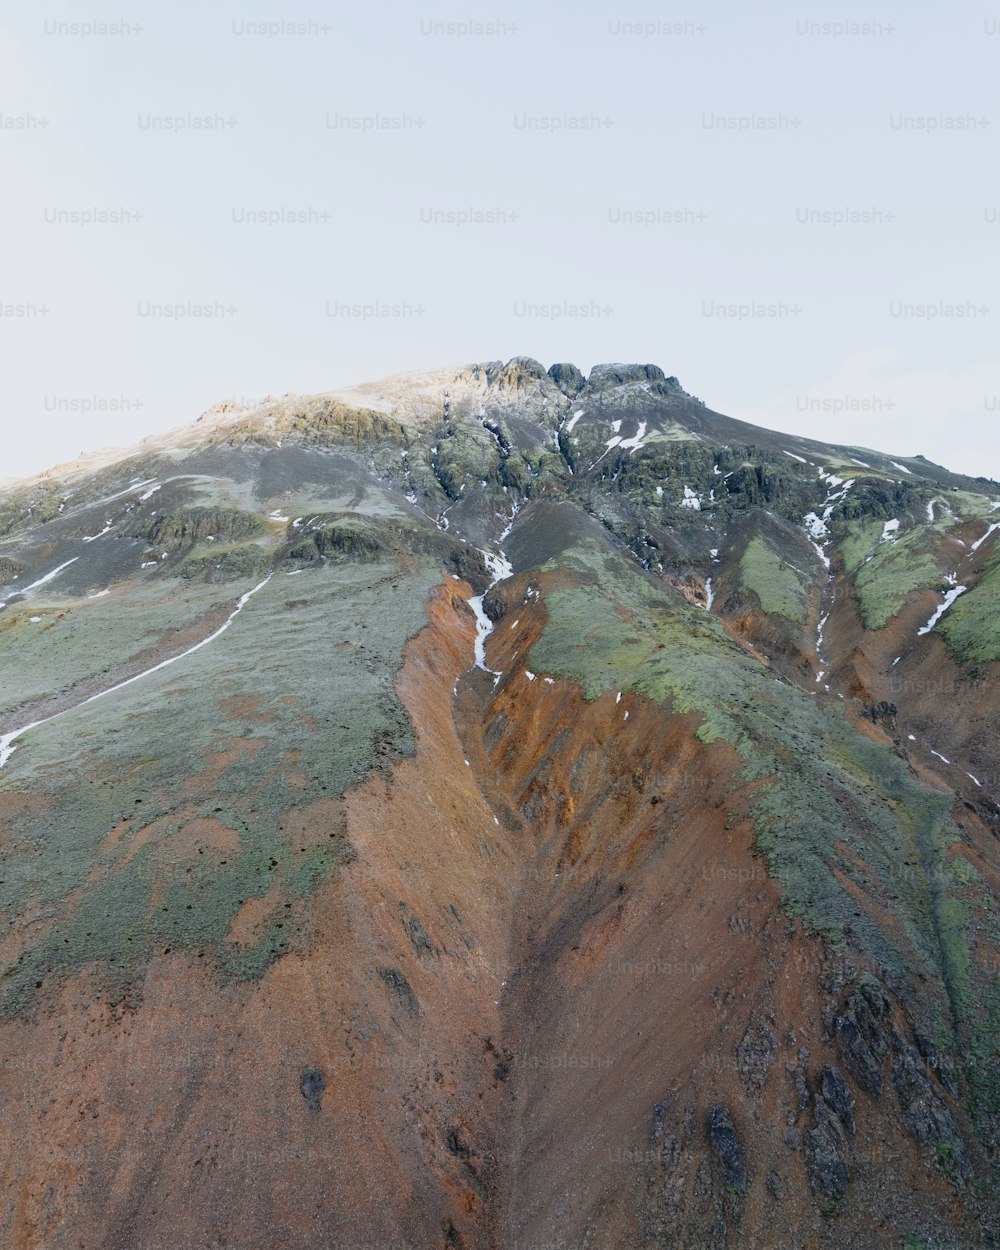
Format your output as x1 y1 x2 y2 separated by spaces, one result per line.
938 561 1000 665
839 518 940 630
0 558 440 1017
528 538 960 1000
739 537 809 623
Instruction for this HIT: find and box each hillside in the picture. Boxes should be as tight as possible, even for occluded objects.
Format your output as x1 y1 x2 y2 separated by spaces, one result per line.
1 358 998 1249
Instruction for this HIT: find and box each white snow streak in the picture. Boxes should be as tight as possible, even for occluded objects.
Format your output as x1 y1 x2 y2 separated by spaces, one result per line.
917 584 967 636
971 522 1000 554
0 574 273 770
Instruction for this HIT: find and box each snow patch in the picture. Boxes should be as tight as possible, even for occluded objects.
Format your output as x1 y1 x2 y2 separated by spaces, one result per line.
971 522 1000 554
82 522 114 543
1 557 80 607
619 420 648 451
681 486 701 511
880 518 900 543
917 584 967 635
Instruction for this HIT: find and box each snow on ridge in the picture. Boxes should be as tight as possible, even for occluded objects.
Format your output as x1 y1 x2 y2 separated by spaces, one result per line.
890 461 912 475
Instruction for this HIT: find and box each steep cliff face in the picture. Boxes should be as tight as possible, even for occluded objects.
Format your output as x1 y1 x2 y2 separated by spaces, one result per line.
0 360 998 1248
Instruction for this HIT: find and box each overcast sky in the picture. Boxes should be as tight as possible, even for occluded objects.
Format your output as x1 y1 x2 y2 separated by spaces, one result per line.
2 1 998 481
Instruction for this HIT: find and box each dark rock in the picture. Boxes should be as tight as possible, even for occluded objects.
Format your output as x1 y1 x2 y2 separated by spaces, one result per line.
834 981 890 1095
300 1066 325 1112
547 362 585 397
866 700 899 740
445 1127 473 1159
708 1105 746 1193
782 1127 802 1151
804 1123 848 1199
819 1065 856 1135
585 363 667 391
399 901 436 958
377 966 419 1015
767 1171 785 1201
805 1096 849 1199
915 1029 959 1097
890 1035 971 1183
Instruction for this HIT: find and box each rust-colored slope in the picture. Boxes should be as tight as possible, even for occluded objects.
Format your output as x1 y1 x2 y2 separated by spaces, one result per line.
0 574 987 1249
0 581 516 1249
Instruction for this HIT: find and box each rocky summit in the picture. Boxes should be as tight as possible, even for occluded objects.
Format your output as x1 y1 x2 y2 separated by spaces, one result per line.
1 358 999 1249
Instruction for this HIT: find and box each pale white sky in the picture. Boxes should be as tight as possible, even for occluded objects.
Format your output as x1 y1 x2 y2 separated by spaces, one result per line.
2 1 998 481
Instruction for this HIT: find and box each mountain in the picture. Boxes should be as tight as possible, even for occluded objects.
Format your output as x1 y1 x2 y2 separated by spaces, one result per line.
1 357 999 1249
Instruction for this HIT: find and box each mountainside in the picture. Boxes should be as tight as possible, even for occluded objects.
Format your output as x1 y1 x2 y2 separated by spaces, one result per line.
1 357 999 1249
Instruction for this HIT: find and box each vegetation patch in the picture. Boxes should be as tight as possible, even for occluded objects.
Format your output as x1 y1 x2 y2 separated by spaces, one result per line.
739 536 809 622
937 560 1000 666
838 518 940 630
528 538 961 1017
0 558 441 1016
